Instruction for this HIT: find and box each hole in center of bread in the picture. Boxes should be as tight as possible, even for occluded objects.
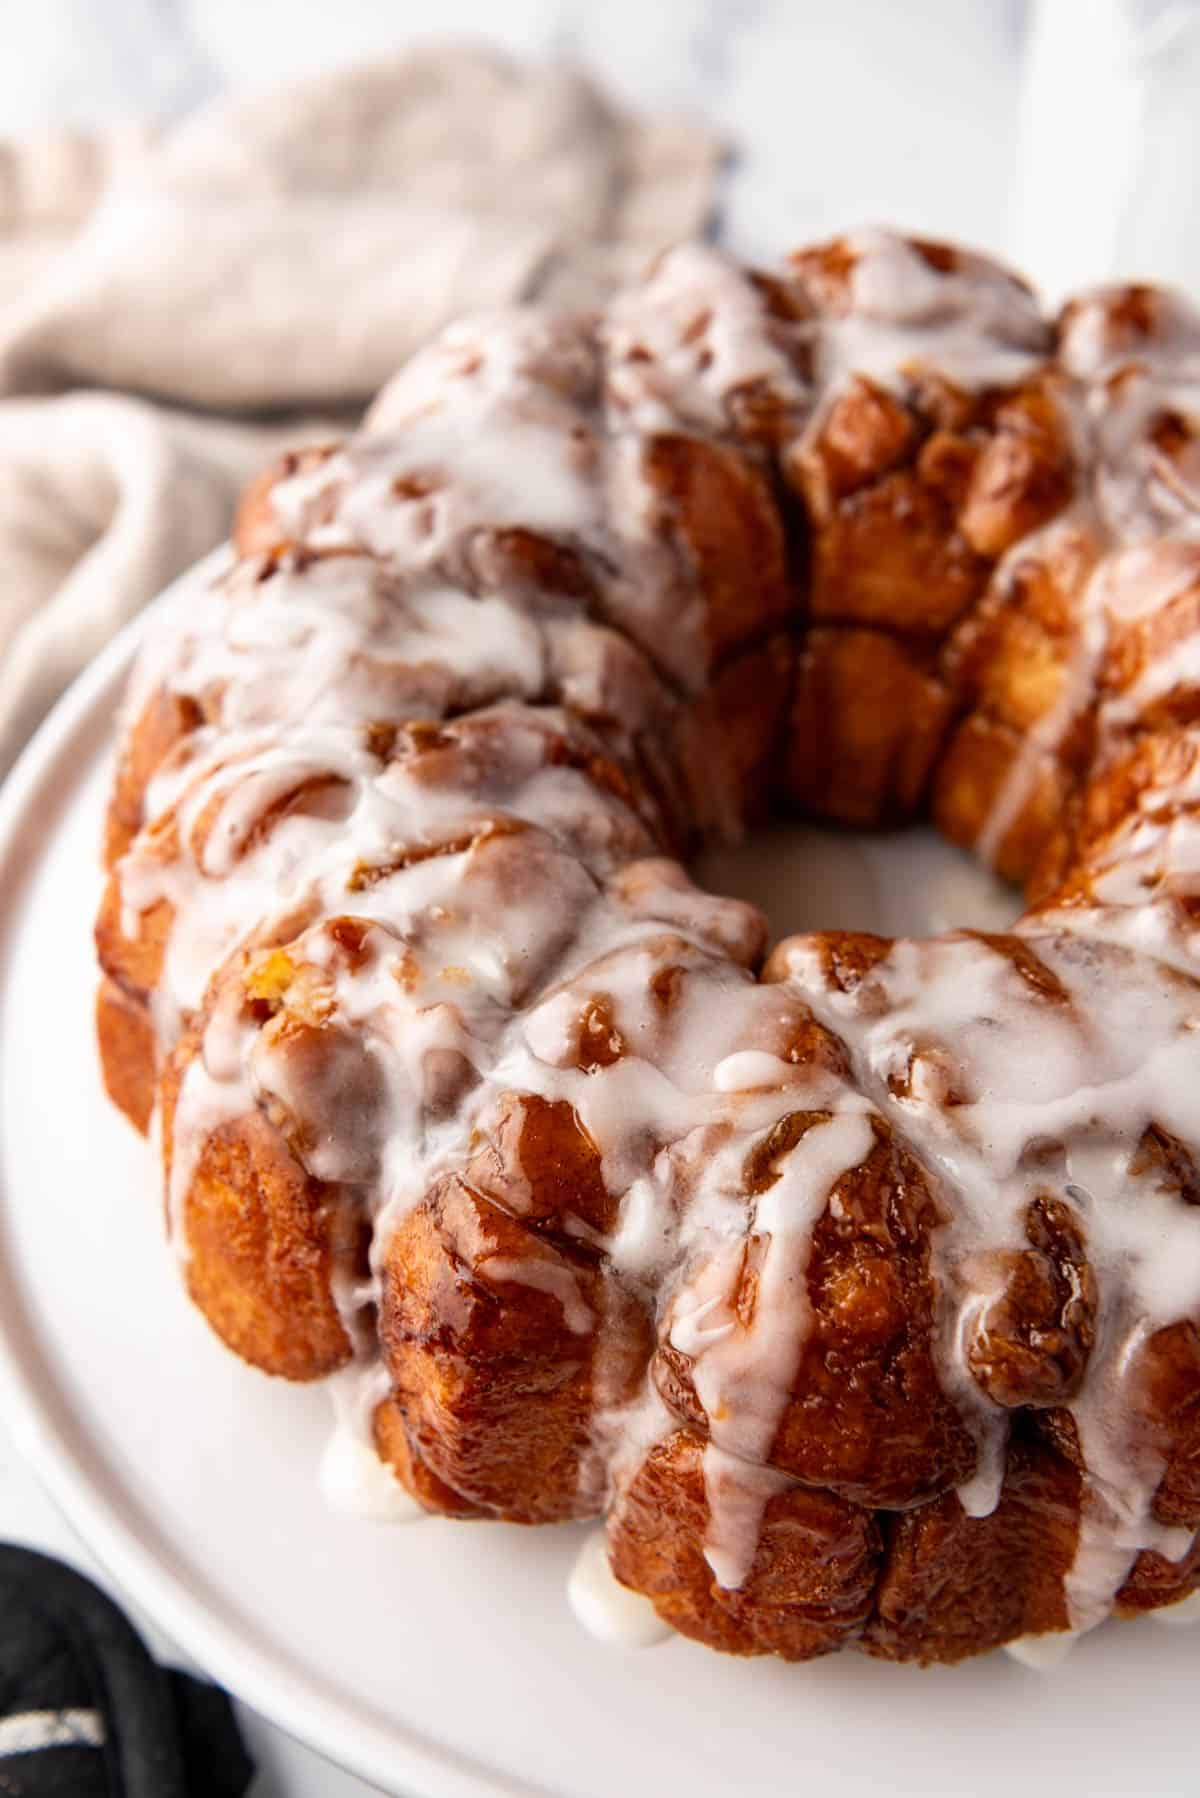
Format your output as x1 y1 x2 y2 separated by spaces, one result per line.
695 822 1021 943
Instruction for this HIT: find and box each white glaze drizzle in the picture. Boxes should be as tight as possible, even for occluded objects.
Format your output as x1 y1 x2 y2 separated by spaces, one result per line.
104 235 1200 1660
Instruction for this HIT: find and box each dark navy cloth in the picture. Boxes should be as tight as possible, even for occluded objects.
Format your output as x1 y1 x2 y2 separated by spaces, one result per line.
0 1545 253 1796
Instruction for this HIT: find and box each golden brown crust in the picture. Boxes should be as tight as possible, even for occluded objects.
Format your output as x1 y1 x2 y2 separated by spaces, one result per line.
371 1396 487 1519
1130 1323 1200 1532
932 713 1071 884
676 634 796 831
785 369 1073 637
1032 726 1200 911
1115 1534 1200 1617
95 865 173 1001
862 1431 1078 1664
785 627 954 826
637 433 797 665
95 977 156 1135
962 1195 1097 1410
768 250 1083 839
654 1118 976 1509
161 1034 357 1381
608 1430 882 1659
105 687 203 869
1101 564 1200 730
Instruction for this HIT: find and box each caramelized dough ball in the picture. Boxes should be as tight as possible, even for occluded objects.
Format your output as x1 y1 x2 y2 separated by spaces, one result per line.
655 1119 976 1509
787 372 1073 644
785 627 954 826
863 1430 1078 1664
379 1170 651 1524
1115 1320 1200 1531
943 520 1100 740
963 1194 1097 1409
105 687 202 867
631 431 797 666
608 1430 881 1659
1037 1313 1200 1536
933 712 1072 885
1116 1533 1200 1619
958 378 1075 559
371 1396 486 1520
95 977 156 1135
801 375 918 504
466 1092 620 1236
1100 563 1200 730
797 457 988 637
676 633 795 833
162 1033 358 1382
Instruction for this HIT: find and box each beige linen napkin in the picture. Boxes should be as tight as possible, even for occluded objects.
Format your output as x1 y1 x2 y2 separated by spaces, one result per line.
0 44 721 770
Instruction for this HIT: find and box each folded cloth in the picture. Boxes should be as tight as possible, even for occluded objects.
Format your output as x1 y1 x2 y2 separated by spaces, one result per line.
0 1544 253 1796
0 395 305 767
0 45 721 771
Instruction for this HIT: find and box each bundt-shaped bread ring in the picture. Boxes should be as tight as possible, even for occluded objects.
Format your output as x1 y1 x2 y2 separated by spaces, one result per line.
96 231 1200 1666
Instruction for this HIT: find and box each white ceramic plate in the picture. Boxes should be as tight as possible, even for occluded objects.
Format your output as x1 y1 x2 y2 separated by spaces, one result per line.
1 571 1198 1798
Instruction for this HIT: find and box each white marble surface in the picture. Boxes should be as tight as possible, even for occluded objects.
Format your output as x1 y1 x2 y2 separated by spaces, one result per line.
4 4 1200 1796
0 0 1032 266
9 0 1200 292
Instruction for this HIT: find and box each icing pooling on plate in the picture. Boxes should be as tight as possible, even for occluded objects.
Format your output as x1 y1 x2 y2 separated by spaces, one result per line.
319 1362 424 1523
567 1528 673 1647
102 233 1200 1661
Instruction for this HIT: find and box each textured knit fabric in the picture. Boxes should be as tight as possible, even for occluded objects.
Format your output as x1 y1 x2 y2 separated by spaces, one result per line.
0 45 720 772
0 1546 253 1797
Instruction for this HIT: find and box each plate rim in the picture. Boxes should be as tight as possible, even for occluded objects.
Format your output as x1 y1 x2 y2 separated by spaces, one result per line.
0 555 547 1798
